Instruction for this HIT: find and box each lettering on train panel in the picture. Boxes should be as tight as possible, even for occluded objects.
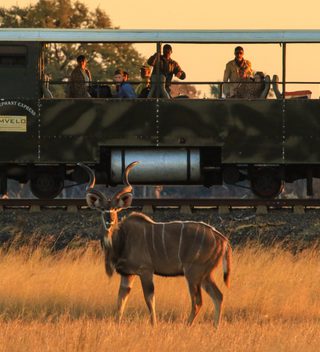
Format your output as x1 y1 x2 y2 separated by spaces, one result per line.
0 115 27 132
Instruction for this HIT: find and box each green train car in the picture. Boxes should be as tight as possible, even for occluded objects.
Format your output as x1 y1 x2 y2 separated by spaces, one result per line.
0 29 319 198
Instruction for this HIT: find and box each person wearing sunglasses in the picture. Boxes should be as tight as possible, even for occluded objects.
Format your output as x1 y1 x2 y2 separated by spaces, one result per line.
223 46 253 98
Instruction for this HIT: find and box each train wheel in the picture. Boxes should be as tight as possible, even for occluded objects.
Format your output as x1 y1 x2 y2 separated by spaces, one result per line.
30 173 64 199
251 168 284 198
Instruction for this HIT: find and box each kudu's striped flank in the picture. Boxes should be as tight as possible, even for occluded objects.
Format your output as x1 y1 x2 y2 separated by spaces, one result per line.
79 162 232 327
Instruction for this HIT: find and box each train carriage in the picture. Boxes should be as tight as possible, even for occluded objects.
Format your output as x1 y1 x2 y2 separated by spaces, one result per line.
0 29 320 198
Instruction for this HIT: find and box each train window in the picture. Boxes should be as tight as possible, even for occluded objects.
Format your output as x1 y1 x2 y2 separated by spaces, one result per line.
285 43 320 98
0 46 27 66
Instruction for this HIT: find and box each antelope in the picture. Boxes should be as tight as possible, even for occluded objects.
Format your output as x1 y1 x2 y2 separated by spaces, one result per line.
79 162 232 327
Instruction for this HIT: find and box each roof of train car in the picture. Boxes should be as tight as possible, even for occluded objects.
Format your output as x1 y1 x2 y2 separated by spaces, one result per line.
1 29 320 43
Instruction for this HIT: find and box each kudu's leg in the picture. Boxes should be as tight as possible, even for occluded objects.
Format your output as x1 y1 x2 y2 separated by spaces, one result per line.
202 275 223 328
117 274 135 323
140 272 157 326
185 272 203 325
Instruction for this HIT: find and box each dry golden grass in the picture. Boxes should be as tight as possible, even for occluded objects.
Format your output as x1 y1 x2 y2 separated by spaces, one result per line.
0 243 319 352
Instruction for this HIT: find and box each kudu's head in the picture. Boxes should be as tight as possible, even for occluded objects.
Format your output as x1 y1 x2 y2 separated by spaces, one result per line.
78 161 139 214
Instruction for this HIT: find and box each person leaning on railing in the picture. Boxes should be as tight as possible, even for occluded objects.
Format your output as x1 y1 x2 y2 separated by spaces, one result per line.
147 44 186 98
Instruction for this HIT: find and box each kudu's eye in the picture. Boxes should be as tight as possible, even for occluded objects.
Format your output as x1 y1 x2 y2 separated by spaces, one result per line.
120 194 133 208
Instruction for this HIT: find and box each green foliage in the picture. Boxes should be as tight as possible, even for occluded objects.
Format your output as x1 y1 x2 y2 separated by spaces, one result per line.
170 83 201 98
210 83 222 98
0 0 145 85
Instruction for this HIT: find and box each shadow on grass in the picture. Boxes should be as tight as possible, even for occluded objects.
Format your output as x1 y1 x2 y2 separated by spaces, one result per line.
0 299 186 324
0 299 114 322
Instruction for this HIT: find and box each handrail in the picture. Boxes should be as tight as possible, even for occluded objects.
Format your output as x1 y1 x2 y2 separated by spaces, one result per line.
44 80 320 85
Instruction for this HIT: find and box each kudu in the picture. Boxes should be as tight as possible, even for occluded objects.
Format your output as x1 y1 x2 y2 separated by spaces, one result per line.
79 162 232 327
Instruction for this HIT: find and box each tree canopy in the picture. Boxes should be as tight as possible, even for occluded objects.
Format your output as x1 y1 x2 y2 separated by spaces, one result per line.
0 0 145 94
0 0 201 98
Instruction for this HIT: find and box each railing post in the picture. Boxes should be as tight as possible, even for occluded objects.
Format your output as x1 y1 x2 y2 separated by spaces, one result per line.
156 42 162 98
0 172 7 197
282 42 286 97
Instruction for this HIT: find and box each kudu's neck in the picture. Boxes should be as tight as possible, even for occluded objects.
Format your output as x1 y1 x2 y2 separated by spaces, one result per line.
101 209 120 278
103 210 119 245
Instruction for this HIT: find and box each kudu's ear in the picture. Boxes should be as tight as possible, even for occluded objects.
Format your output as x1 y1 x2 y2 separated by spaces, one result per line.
86 188 109 210
110 191 133 209
110 161 139 210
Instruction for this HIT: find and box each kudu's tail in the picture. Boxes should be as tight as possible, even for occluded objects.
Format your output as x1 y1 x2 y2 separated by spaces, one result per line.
223 243 232 288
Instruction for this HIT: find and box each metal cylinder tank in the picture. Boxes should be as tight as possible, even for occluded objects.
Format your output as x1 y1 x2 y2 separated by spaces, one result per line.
110 148 201 184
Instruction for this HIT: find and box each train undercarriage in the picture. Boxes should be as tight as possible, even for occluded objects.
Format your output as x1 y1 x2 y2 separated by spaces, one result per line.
1 147 318 199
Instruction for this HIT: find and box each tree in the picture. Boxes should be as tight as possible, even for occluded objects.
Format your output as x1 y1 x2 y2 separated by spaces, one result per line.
210 83 222 98
0 0 145 95
170 82 201 99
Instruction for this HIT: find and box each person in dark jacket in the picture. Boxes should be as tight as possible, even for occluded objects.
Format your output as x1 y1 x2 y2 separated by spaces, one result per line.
69 55 92 98
147 44 186 98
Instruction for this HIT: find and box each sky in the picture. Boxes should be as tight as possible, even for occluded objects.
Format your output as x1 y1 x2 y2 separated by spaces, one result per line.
3 0 320 97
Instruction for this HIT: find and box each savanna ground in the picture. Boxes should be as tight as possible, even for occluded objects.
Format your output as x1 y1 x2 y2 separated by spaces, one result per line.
0 209 319 351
